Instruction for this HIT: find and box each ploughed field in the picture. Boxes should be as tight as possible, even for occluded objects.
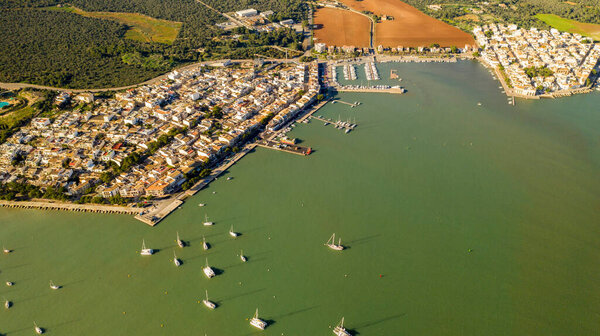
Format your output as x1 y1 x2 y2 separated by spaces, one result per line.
313 7 371 48
340 0 475 48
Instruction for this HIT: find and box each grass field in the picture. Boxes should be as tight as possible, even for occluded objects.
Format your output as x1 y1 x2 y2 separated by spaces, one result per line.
535 14 600 40
46 6 182 44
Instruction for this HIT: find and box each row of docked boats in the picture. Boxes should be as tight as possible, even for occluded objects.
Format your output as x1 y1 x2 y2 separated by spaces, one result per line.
343 64 357 80
364 62 380 81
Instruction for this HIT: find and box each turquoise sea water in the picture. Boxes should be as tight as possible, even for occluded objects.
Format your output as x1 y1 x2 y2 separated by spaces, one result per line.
0 61 599 335
0 102 10 108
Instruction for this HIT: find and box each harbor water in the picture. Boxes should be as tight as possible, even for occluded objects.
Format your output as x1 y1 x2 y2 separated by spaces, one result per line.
1 61 599 335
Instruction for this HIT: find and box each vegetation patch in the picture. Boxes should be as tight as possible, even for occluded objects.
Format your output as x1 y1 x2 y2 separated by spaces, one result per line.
535 13 600 40
47 6 182 44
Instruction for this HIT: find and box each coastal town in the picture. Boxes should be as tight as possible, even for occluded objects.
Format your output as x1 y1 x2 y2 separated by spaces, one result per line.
475 24 600 96
0 62 320 217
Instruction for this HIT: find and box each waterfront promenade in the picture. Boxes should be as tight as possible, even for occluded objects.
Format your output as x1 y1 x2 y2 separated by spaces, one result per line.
0 200 140 214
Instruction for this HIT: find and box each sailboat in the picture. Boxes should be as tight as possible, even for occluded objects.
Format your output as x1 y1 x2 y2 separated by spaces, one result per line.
249 308 267 330
240 250 247 262
173 252 181 267
229 225 239 237
3 246 11 253
203 236 209 250
34 321 43 334
4 298 11 309
203 290 216 309
333 317 351 336
6 281 13 286
325 233 344 251
203 258 215 278
203 214 214 226
49 280 61 290
140 239 154 255
176 232 184 248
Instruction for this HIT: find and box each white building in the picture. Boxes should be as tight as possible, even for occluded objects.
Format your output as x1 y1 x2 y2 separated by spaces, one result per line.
236 9 258 17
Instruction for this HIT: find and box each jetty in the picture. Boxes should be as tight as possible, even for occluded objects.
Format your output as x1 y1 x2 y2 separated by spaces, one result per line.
311 116 357 132
257 140 312 156
0 200 140 215
331 100 359 107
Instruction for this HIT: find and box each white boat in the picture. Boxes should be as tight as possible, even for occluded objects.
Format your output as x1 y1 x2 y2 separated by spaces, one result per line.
249 308 267 330
325 233 344 251
203 214 214 226
49 280 60 290
140 239 154 255
4 298 11 309
203 290 216 309
240 250 247 262
203 258 215 278
198 203 206 207
333 317 351 336
3 246 11 253
203 236 209 250
176 232 184 248
173 252 181 267
34 322 43 334
227 177 232 180
229 225 239 237
6 281 13 286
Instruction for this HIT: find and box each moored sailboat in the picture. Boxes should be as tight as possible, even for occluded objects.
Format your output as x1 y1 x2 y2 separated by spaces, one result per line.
229 225 239 237
173 252 181 267
34 322 43 334
333 317 351 336
176 232 184 248
240 250 247 262
203 258 215 278
203 214 214 226
49 280 61 290
249 308 267 330
203 290 216 309
325 233 344 251
203 236 209 250
140 239 154 255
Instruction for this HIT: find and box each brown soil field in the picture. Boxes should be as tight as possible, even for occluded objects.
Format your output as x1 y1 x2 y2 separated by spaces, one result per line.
313 7 371 48
340 0 475 48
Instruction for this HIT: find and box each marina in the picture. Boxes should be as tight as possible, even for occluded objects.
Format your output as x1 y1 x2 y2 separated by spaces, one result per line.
0 61 599 335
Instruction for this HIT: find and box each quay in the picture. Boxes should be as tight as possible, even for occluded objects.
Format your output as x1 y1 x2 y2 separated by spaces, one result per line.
0 200 140 215
257 140 312 156
337 87 405 94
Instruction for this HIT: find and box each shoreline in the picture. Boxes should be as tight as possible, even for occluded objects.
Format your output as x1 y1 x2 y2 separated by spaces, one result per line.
0 200 140 214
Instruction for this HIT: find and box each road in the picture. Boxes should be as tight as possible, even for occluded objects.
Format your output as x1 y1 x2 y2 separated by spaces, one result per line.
0 58 299 92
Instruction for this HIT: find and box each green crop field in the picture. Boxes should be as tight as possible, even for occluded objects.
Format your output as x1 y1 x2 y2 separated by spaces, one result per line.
47 6 182 44
535 13 600 40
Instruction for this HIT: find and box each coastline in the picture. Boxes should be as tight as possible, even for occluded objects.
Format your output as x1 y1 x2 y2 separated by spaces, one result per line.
0 199 140 214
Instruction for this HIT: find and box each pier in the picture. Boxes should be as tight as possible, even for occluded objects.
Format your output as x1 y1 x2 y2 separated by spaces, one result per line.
311 116 357 132
331 100 360 107
257 140 312 156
